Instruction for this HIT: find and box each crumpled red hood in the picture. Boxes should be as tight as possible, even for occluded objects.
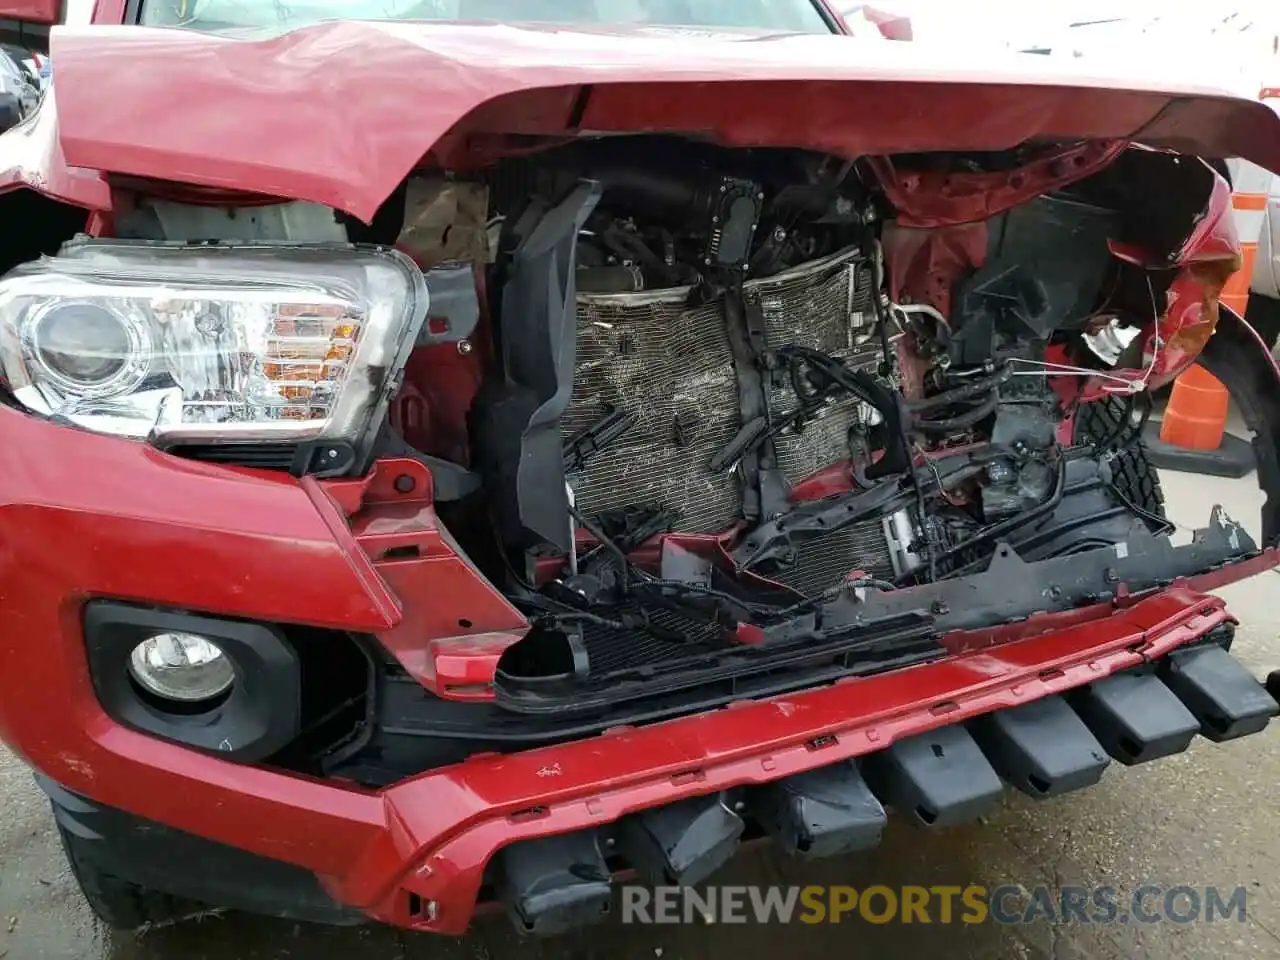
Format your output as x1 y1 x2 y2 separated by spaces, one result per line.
50 20 1280 222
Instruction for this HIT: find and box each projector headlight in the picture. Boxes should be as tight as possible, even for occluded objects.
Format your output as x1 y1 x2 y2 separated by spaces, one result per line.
0 242 428 457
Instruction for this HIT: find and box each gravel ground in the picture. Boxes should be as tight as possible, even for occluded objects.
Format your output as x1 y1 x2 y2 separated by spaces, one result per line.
1 464 1278 960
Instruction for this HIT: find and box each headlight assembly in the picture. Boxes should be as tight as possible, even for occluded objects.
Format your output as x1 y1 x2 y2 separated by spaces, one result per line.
0 241 428 468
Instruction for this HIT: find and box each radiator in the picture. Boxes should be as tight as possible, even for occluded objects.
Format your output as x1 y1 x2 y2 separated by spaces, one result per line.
565 247 882 534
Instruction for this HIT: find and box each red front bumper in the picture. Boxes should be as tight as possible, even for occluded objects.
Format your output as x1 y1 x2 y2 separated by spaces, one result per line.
0 401 1260 934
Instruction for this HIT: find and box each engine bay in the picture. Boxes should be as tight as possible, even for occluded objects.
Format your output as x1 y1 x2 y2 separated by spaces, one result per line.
117 134 1260 722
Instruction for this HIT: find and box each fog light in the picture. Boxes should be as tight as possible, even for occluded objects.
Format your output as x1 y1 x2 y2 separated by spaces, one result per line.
127 633 234 703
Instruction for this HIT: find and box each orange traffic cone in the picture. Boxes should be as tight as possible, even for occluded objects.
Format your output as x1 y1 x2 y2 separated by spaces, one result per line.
1159 365 1229 451
1143 364 1253 477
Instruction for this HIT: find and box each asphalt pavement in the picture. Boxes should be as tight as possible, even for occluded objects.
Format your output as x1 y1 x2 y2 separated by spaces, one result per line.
2 461 1279 959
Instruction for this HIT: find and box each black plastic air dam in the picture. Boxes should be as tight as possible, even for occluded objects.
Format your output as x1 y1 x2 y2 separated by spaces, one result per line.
861 725 1004 828
497 832 612 936
490 645 1275 935
1160 645 1279 741
618 794 745 887
1069 672 1201 765
749 760 887 858
969 695 1111 798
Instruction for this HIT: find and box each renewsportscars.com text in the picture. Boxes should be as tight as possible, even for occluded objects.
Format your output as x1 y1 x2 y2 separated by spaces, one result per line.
620 884 1248 926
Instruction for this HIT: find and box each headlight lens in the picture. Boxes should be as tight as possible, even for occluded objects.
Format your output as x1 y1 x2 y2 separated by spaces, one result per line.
0 242 427 446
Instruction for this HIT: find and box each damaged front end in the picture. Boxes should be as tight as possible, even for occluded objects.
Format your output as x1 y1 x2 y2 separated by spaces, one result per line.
320 136 1277 729
10 19 1280 939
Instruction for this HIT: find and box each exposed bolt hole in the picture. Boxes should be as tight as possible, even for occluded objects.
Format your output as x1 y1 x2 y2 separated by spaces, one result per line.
915 805 938 825
930 743 945 759
458 618 473 629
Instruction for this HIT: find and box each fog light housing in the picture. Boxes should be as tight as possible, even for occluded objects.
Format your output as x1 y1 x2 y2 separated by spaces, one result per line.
128 633 235 703
84 602 300 762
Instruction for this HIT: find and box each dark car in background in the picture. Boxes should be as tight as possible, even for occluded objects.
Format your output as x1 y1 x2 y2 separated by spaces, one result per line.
0 45 38 130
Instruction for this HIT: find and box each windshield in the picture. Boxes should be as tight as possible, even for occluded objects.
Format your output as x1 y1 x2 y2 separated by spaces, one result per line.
140 0 836 38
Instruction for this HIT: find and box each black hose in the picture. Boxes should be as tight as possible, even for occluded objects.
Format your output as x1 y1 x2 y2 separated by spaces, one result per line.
1106 480 1175 537
1130 394 1154 448
911 393 1000 434
774 344 912 478
533 610 630 631
908 365 1011 412
633 578 779 618
768 575 898 620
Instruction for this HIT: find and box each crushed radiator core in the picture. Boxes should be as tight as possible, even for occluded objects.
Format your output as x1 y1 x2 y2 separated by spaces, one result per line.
565 247 882 534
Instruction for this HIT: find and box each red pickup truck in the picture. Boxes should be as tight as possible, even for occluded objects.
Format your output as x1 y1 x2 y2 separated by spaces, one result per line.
1 0 1279 939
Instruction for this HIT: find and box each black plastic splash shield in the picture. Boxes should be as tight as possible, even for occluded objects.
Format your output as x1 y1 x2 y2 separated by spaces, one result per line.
494 614 940 716
490 507 1254 717
471 180 603 552
763 506 1256 644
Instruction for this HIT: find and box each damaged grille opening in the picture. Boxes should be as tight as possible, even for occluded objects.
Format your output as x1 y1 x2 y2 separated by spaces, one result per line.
390 138 1250 716
119 133 1263 764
